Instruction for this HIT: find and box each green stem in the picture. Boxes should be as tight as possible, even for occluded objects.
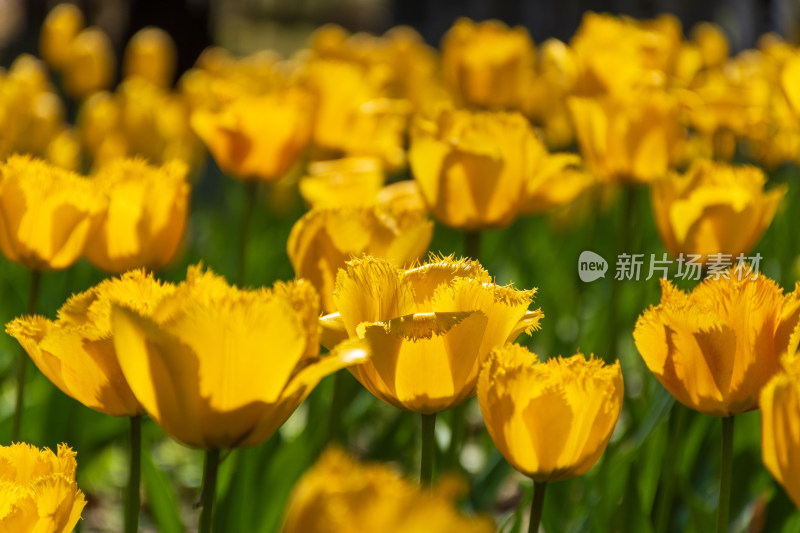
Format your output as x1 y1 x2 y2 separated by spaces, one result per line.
199 449 220 533
12 269 42 442
420 413 437 486
716 416 735 533
326 371 345 444
528 481 548 533
237 181 258 286
124 416 142 533
464 231 482 262
654 403 686 533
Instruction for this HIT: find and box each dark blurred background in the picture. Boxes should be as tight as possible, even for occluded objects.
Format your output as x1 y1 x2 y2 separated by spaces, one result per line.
0 0 797 79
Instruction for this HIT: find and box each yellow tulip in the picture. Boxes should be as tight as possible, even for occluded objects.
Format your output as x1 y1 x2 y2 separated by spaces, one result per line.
62 27 115 99
77 81 202 170
441 18 534 109
409 108 535 230
568 92 682 184
282 448 494 533
45 128 82 171
782 55 800 115
123 27 178 87
690 22 729 69
320 256 543 414
761 352 800 508
633 274 800 416
477 345 623 481
302 59 377 152
298 157 384 209
6 270 175 416
519 136 594 215
0 442 86 533
651 160 786 261
0 443 86 532
0 155 104 271
84 158 190 273
110 265 368 449
0 55 68 161
39 3 85 70
287 198 433 313
342 97 411 171
191 90 312 181
570 13 681 97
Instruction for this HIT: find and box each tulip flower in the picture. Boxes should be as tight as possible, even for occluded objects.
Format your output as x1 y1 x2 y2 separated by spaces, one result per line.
568 92 682 184
320 256 541 483
519 137 594 215
282 448 495 533
62 27 116 99
635 273 800 533
84 158 190 273
298 157 385 209
477 344 623 532
77 80 202 169
321 256 542 413
478 345 623 480
287 190 433 313
409 108 536 230
6 269 177 417
112 265 368 449
191 88 312 282
0 155 104 441
691 22 729 69
570 12 682 97
782 55 800 115
761 351 800 508
123 27 178 87
651 160 786 262
39 3 85 69
0 443 86 532
191 89 312 182
0 55 70 162
110 265 368 531
440 18 534 110
634 274 799 417
0 155 104 271
7 269 178 533
302 59 379 153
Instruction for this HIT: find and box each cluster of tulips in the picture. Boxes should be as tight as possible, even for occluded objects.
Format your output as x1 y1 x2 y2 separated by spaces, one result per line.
1 3 799 532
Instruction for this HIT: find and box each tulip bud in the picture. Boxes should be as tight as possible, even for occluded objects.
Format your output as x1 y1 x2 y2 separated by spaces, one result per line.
0 443 86 530
62 27 116 99
123 26 178 87
478 345 623 481
40 3 85 69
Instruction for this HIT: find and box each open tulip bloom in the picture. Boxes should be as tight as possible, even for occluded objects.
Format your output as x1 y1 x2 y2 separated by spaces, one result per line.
320 255 542 483
282 448 495 533
634 271 800 531
651 160 786 262
477 344 623 532
0 154 106 442
108 265 368 533
761 351 800 510
0 442 86 532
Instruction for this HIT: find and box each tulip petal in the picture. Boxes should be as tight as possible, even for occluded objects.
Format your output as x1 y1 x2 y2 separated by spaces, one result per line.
320 313 348 350
334 257 415 336
240 339 370 448
112 304 205 446
360 310 488 413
